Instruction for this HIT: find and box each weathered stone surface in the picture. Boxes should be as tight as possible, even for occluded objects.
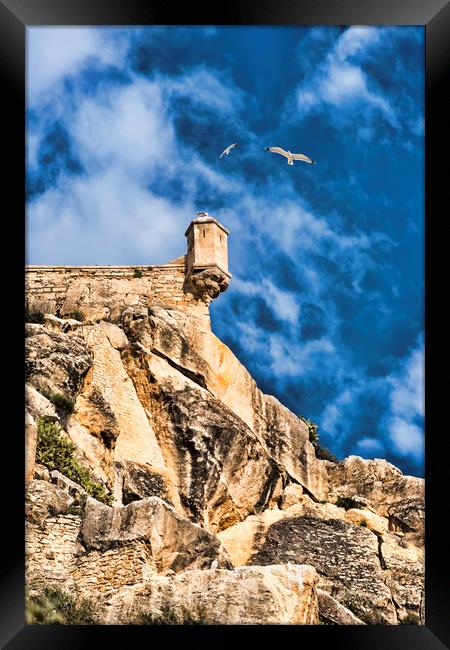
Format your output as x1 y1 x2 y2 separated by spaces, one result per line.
317 588 366 625
79 496 232 574
328 456 424 523
25 383 59 422
33 464 51 482
50 470 88 501
25 480 73 525
78 324 167 472
24 299 424 626
249 515 398 624
131 356 283 531
122 307 330 499
43 314 83 333
25 411 38 483
115 460 173 506
387 499 425 542
185 268 230 303
344 508 387 535
104 564 318 625
25 328 92 397
218 508 291 567
380 532 425 623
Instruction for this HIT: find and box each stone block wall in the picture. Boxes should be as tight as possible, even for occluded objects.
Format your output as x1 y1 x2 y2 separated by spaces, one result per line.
26 515 81 586
25 263 210 327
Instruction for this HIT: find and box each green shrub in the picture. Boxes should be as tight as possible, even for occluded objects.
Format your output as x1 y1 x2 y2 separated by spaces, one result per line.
336 496 361 510
64 310 85 322
300 417 319 444
128 604 209 625
314 444 339 463
133 268 143 279
401 613 420 625
40 390 75 420
36 417 113 505
25 308 44 324
26 585 98 625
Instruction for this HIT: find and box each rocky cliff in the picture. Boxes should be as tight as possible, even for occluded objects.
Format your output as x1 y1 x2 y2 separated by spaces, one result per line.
25 303 424 625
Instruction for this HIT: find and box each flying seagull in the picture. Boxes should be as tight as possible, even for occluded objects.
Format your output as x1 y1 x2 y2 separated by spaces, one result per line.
219 143 239 159
265 146 316 166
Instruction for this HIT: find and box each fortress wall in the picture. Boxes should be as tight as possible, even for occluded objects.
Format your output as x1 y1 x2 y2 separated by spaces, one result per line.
25 264 210 325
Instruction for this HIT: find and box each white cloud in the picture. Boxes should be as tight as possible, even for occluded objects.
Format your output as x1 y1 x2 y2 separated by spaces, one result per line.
27 166 191 265
357 437 384 454
71 79 176 177
334 26 381 62
293 26 399 132
27 27 125 105
384 340 424 459
163 67 244 114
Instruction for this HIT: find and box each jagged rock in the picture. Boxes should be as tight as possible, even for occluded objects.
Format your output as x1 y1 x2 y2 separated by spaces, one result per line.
133 360 284 531
99 321 129 351
24 304 425 626
25 328 93 397
79 496 232 574
317 589 366 625
279 483 304 509
77 324 167 472
104 564 318 625
185 268 230 303
344 508 387 535
25 480 73 525
328 456 424 523
25 383 59 421
115 460 173 506
33 464 51 482
387 499 425 541
249 515 398 624
43 314 83 333
217 508 291 566
380 531 424 623
50 470 88 501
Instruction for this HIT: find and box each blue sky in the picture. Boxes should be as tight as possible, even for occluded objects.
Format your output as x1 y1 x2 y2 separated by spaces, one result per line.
26 26 424 477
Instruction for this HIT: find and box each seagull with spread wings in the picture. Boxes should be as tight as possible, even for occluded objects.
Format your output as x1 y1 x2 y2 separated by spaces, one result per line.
265 146 316 166
219 143 239 159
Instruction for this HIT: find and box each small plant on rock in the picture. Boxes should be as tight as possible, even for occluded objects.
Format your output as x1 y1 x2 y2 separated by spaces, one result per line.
314 444 339 463
401 613 420 625
40 389 75 421
133 268 143 279
64 309 85 321
301 417 319 444
36 417 113 505
25 308 44 324
336 496 361 510
26 584 98 625
128 603 209 625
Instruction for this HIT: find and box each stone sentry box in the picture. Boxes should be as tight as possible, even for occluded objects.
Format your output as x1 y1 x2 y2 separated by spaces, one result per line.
185 216 231 279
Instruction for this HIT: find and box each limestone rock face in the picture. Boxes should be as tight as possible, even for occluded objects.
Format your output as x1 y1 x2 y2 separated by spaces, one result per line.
25 326 92 397
25 480 73 525
24 303 424 625
104 564 318 625
317 589 366 625
250 515 398 624
79 496 232 575
328 456 424 518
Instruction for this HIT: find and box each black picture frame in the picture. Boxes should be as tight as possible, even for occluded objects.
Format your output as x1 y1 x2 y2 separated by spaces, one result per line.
1 1 448 647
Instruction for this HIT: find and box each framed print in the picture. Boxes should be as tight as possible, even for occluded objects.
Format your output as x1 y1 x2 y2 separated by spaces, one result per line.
1 0 448 647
